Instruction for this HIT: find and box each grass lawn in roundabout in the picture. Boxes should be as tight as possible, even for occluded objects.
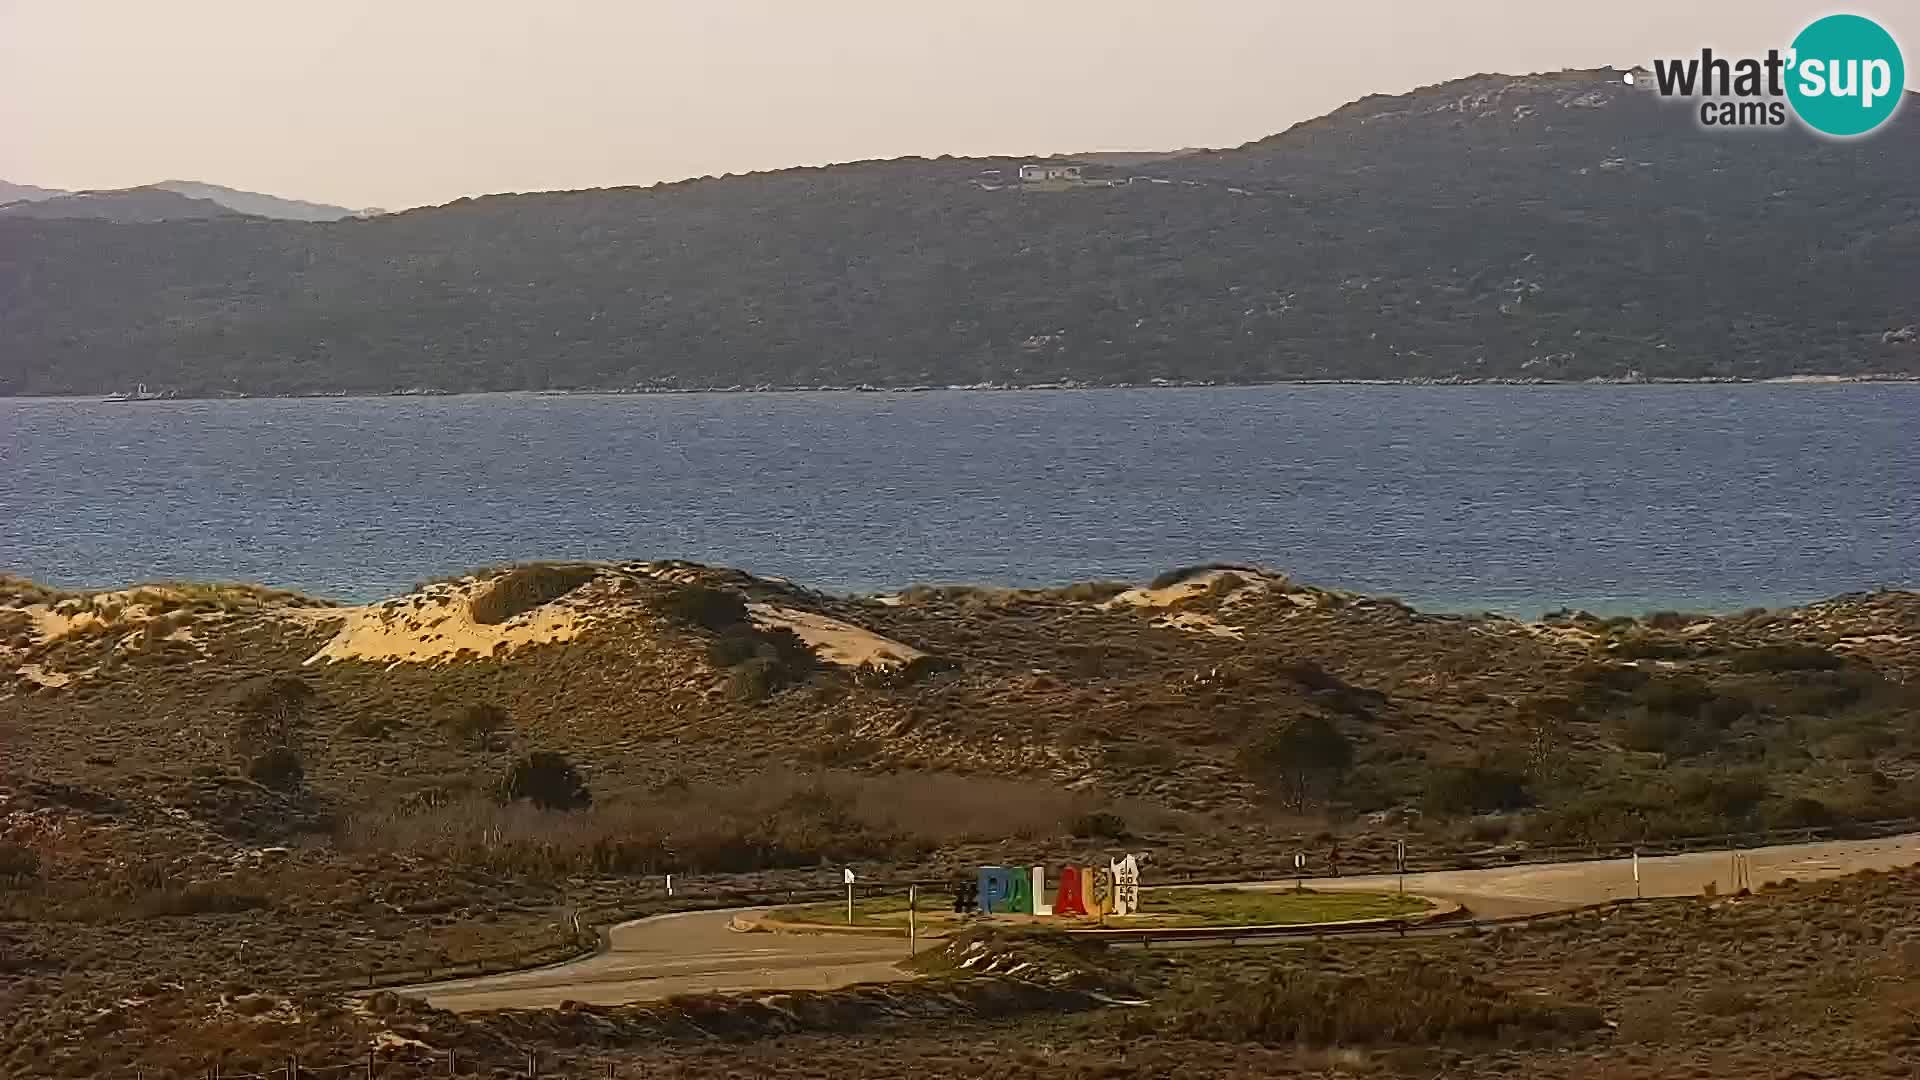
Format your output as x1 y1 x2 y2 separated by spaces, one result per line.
767 887 1431 931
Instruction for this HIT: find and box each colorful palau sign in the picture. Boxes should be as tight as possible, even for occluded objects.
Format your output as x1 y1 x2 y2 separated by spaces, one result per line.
975 856 1142 918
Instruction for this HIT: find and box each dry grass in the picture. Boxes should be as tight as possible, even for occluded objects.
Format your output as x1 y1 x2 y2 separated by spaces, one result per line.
1139 956 1603 1046
468 563 600 625
339 770 1108 875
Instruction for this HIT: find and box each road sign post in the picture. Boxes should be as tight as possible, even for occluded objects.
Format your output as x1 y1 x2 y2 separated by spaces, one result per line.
1395 839 1407 895
1294 852 1306 892
1633 848 1642 899
844 867 856 925
908 883 918 955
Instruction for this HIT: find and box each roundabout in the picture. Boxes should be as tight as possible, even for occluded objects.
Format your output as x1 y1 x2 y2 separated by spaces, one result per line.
754 887 1442 937
394 832 1920 1013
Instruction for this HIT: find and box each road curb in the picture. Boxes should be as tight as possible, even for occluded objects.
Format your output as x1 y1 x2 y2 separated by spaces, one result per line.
743 894 1459 940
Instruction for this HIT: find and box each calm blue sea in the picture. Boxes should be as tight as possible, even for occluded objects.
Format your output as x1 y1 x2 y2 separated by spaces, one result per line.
1 386 1913 616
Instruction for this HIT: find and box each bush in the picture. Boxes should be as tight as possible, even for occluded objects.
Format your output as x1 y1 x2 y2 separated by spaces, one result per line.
246 747 304 791
1154 959 1602 1045
657 584 749 632
469 564 598 625
340 712 404 739
441 701 509 747
1067 810 1131 840
499 751 592 811
1611 634 1694 660
727 658 783 702
1146 563 1258 590
1425 761 1532 816
0 842 40 882
1670 770 1770 820
1762 795 1834 828
1240 715 1354 808
1727 644 1845 673
228 675 315 747
813 735 879 767
707 625 765 667
1618 709 1719 757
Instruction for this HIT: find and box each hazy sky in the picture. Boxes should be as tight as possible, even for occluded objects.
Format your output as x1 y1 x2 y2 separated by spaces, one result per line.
3 1 1914 209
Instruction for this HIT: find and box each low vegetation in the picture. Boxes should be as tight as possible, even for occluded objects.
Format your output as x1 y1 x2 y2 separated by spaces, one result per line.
1143 957 1603 1046
468 563 599 625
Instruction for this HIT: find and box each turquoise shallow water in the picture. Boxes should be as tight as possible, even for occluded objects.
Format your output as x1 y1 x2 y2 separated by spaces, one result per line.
1 385 1913 616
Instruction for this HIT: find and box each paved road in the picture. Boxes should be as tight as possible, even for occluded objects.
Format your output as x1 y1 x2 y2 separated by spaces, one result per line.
398 833 1920 1012
399 907 936 1012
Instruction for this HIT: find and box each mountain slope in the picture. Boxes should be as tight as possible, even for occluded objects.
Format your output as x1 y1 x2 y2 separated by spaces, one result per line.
1 68 1917 394
0 180 66 204
0 187 253 223
152 180 360 222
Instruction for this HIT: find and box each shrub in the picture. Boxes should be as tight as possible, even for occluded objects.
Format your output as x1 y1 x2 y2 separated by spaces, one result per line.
1728 644 1845 673
1669 770 1770 820
1425 761 1533 816
0 842 40 882
656 584 749 632
1067 810 1131 840
228 675 315 747
1634 676 1717 717
441 701 509 747
1147 563 1257 590
1154 959 1602 1045
1617 707 1720 757
340 712 404 739
1762 795 1834 828
499 751 592 811
469 564 598 625
727 658 783 702
706 625 765 667
1240 715 1354 809
813 735 879 767
134 880 272 918
1610 634 1694 660
1050 581 1130 603
246 747 304 791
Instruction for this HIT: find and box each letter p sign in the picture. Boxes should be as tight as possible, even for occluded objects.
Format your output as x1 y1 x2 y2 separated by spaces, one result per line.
977 866 1016 913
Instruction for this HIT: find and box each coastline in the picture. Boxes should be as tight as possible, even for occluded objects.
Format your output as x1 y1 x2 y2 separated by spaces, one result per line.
9 372 1920 402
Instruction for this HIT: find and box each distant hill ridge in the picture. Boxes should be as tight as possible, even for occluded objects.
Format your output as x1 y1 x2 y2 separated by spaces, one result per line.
1 67 1917 394
0 180 66 205
0 180 363 223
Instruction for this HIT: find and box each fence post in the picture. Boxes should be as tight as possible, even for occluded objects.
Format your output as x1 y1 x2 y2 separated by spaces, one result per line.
449 1049 457 1076
288 1054 297 1080
367 1048 375 1080
528 1050 539 1078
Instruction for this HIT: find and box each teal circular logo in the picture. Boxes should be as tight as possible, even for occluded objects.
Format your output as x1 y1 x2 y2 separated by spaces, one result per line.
1787 14 1905 137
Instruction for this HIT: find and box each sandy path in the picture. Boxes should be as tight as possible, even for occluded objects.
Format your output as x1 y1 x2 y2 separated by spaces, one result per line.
396 833 1920 1012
